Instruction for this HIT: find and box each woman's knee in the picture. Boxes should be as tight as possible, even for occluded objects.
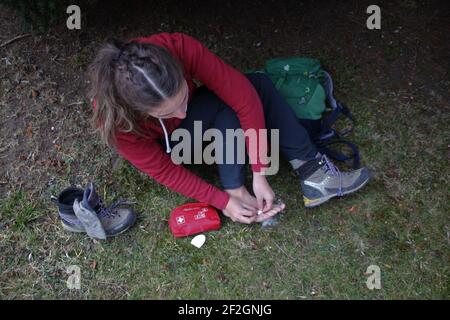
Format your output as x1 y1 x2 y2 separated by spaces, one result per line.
246 72 274 90
216 104 241 129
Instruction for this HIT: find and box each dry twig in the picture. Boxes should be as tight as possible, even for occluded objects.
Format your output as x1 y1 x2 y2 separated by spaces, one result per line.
0 33 31 49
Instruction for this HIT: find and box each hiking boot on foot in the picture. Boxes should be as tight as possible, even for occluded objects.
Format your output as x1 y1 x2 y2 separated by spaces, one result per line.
297 155 371 207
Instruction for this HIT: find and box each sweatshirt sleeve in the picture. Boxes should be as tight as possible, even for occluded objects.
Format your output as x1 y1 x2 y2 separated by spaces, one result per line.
172 32 269 172
115 131 230 210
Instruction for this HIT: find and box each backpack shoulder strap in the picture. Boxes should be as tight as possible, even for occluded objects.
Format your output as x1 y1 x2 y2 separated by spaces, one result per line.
319 71 356 138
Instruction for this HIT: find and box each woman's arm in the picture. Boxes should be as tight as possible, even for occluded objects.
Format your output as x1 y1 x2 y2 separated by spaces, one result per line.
173 32 269 173
115 131 230 210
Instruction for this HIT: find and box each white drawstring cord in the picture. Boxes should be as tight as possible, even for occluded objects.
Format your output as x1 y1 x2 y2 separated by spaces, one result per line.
158 118 172 153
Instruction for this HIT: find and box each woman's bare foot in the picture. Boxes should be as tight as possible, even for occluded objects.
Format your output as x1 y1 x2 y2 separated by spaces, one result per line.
225 186 285 223
255 202 285 223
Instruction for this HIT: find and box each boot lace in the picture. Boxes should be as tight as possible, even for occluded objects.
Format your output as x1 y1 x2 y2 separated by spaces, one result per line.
319 154 343 196
97 198 136 218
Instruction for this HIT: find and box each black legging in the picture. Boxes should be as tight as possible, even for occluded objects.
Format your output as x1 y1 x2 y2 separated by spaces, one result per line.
172 72 318 189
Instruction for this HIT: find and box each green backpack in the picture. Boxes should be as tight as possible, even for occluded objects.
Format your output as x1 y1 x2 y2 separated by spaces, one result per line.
263 57 326 120
249 57 361 168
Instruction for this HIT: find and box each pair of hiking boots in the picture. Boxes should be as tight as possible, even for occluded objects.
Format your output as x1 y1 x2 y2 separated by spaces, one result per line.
51 182 136 240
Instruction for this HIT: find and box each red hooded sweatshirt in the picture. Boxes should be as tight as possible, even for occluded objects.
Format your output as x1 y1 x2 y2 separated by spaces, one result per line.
93 32 267 210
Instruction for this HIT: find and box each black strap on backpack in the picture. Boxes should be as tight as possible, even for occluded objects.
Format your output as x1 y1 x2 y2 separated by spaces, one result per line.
315 138 361 169
313 71 361 169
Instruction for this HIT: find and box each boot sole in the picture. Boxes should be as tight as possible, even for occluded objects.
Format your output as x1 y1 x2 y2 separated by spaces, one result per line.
304 176 371 208
61 218 135 238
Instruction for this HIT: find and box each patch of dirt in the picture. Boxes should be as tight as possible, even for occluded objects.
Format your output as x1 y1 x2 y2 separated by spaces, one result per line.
0 0 449 199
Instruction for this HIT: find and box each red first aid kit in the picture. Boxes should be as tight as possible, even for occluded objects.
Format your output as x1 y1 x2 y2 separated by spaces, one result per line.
168 202 221 238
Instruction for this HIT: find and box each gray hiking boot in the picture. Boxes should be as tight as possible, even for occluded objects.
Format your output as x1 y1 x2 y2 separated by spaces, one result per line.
73 198 107 240
51 186 85 231
297 155 371 207
52 182 137 238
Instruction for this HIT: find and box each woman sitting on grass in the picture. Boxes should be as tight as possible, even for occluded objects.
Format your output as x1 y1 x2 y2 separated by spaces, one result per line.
87 32 370 224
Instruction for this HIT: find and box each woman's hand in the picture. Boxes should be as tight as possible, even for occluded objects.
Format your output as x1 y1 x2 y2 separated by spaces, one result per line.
254 201 285 223
252 171 276 212
222 195 258 224
223 184 285 224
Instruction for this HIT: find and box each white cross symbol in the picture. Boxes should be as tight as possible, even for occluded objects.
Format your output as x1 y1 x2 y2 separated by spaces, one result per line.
176 216 185 224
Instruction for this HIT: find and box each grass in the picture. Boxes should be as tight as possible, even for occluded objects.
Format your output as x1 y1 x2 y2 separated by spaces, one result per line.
1 81 448 298
0 190 41 231
0 0 449 300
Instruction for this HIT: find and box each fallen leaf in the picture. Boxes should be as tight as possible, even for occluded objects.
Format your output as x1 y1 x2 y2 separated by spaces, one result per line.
49 97 58 104
347 205 358 214
25 124 33 138
30 89 39 98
